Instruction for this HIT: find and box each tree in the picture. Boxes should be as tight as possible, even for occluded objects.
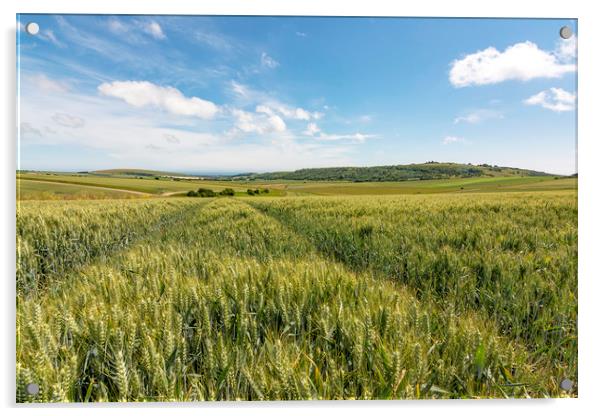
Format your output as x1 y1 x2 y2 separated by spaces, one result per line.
197 188 216 197
220 188 235 196
247 189 255 196
187 190 198 197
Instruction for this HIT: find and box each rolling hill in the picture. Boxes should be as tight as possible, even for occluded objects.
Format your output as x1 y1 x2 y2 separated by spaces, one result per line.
227 162 554 182
87 169 196 178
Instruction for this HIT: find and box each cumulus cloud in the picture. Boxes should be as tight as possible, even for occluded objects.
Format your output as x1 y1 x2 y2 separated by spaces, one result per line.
260 52 279 68
144 21 166 40
524 88 576 112
52 112 85 128
442 136 466 145
454 109 503 124
231 109 286 135
449 41 576 87
98 81 219 119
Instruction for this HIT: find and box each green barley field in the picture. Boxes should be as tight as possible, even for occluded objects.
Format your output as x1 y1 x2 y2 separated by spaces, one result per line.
16 178 577 401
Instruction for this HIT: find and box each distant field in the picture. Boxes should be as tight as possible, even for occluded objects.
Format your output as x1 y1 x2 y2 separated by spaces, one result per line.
285 176 576 195
91 168 187 177
17 179 145 200
17 172 576 200
17 173 256 196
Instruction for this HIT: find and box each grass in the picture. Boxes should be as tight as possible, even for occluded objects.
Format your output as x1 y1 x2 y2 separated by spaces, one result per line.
16 188 577 401
285 177 576 195
17 179 146 200
17 172 575 200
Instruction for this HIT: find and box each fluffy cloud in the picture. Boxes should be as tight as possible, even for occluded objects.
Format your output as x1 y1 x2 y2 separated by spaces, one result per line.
260 52 279 69
231 109 286 135
450 41 575 87
19 76 362 172
454 109 503 124
144 21 166 40
98 81 219 119
442 136 465 145
52 112 85 128
524 88 576 112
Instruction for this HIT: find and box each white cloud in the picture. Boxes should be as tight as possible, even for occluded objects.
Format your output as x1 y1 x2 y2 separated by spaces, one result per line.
454 109 503 124
303 122 374 143
303 122 321 136
26 73 70 93
229 81 323 122
296 31 307 37
358 115 373 123
524 88 576 112
98 81 219 119
449 41 575 87
260 52 279 69
231 109 286 135
52 112 85 128
106 17 171 45
230 81 250 98
315 133 376 143
18 84 362 172
107 18 128 34
38 30 65 47
442 136 466 145
194 31 232 51
19 90 218 154
257 103 322 121
144 21 166 40
555 35 577 62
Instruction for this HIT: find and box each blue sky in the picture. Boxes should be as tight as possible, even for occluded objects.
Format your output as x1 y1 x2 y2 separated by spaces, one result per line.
17 15 577 174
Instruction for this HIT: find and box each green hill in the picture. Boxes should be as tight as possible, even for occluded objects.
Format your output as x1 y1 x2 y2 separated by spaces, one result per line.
232 162 553 182
89 169 192 178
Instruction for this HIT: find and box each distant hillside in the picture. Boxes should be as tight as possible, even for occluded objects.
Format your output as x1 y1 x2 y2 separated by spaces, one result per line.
89 169 193 178
231 162 553 182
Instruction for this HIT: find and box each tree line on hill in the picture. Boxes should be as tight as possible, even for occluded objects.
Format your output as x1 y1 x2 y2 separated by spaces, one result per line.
219 162 552 182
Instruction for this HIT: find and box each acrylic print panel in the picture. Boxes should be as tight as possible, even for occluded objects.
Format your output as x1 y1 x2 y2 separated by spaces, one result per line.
16 14 577 402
